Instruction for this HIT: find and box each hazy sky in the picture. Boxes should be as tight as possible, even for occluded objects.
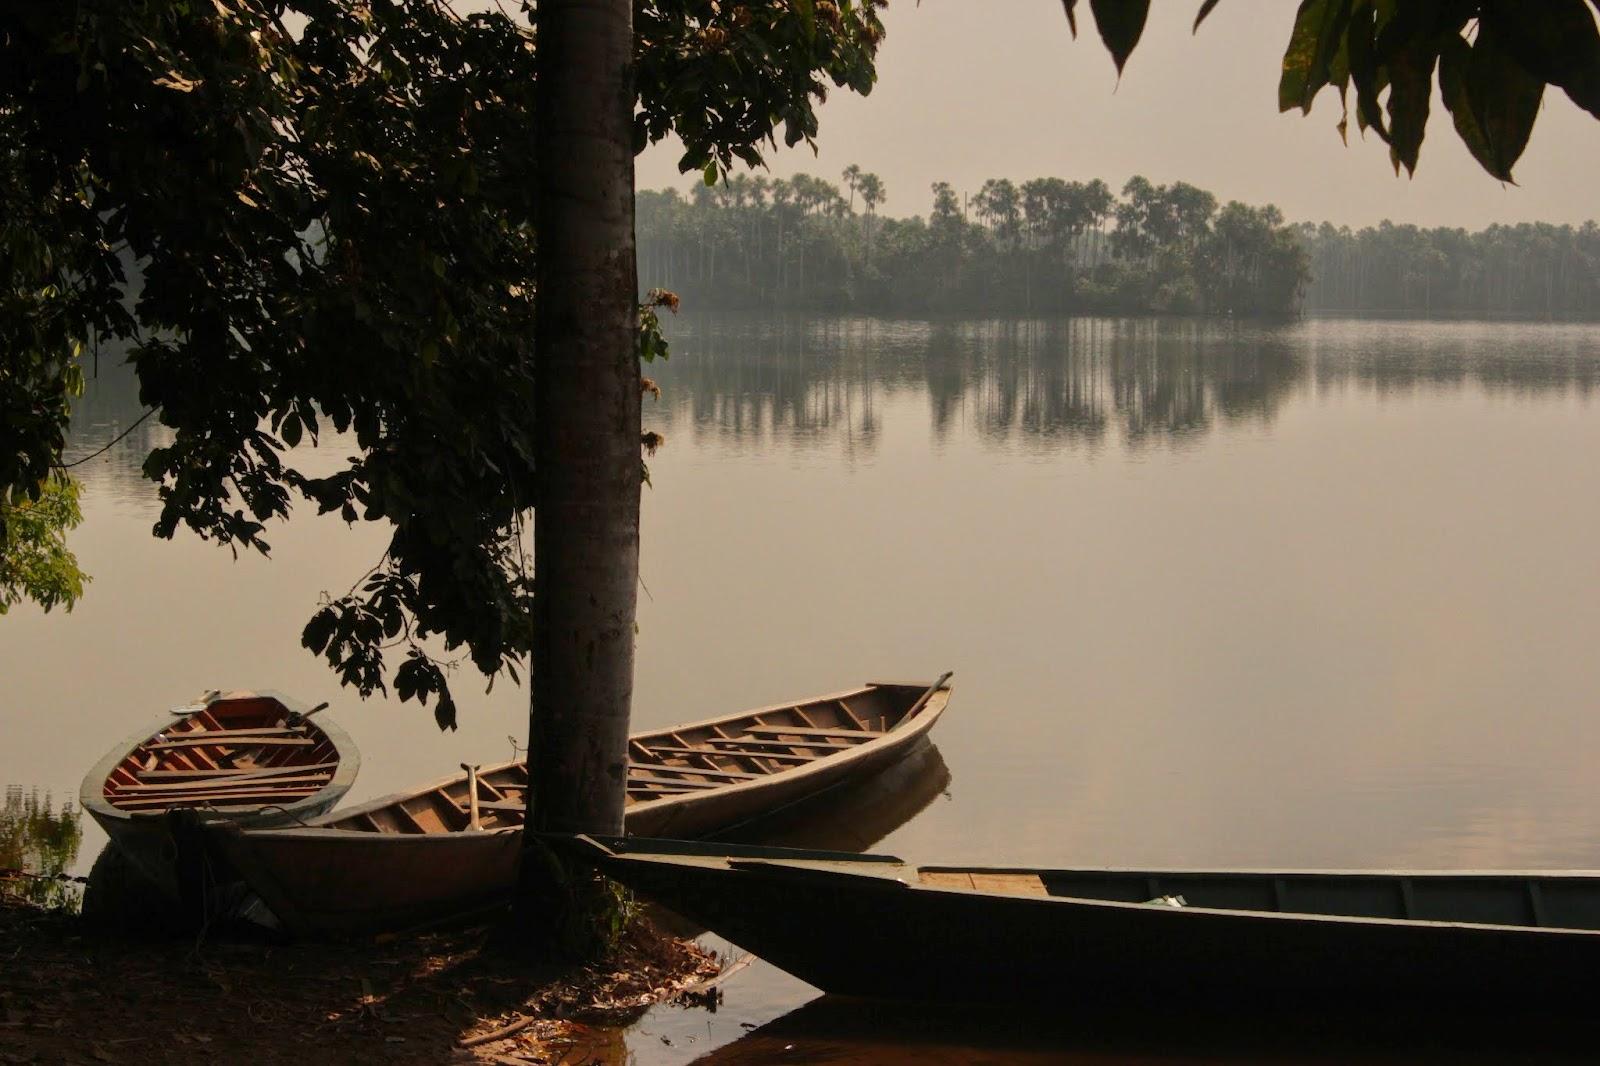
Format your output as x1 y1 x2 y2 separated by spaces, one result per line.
637 1 1600 229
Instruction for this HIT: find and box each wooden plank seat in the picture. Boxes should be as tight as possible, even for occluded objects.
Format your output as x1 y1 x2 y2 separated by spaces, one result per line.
745 725 879 741
477 800 527 814
920 870 1050 896
626 773 724 790
645 744 815 764
117 773 334 794
114 788 320 809
706 735 857 753
134 761 339 783
161 727 306 740
628 760 759 781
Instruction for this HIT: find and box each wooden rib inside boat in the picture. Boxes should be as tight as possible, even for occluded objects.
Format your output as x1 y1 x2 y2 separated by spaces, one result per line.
100 694 342 813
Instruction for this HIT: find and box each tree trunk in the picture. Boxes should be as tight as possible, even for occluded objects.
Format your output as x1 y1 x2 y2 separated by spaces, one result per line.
527 0 639 848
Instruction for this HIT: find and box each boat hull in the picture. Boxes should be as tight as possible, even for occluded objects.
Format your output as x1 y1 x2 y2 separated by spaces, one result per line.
213 825 522 935
213 682 951 937
570 838 1600 1007
88 793 348 900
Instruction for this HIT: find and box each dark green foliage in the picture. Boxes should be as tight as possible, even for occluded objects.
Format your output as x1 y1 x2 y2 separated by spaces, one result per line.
1075 0 1600 180
636 0 887 177
0 0 883 728
4 0 543 730
637 173 1309 316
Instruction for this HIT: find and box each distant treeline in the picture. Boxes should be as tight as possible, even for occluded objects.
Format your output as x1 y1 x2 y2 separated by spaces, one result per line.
641 172 1600 319
639 173 1309 317
1296 221 1600 316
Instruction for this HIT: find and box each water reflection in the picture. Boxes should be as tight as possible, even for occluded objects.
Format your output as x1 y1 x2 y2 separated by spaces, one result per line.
61 316 1600 488
718 740 951 852
623 744 951 1055
0 787 84 911
652 314 1598 456
690 995 1600 1064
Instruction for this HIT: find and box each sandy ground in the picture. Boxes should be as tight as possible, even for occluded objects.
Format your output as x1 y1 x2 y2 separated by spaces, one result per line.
0 889 718 1065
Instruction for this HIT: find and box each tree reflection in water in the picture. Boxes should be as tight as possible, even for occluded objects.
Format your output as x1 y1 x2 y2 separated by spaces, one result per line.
652 315 1307 458
0 787 83 911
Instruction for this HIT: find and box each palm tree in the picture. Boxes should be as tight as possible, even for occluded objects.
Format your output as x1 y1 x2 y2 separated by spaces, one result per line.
841 163 862 212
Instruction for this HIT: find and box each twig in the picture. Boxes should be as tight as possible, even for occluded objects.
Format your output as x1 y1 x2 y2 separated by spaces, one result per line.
674 952 754 1003
458 1013 534 1048
58 408 158 467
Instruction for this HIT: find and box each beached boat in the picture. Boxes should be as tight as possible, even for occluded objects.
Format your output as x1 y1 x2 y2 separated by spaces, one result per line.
209 676 951 937
558 835 1600 1006
80 689 358 898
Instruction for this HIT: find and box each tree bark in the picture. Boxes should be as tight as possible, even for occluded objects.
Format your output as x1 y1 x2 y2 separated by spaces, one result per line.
527 0 639 841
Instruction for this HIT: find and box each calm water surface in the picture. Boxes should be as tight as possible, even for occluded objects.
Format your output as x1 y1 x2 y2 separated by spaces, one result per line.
3 313 1599 1060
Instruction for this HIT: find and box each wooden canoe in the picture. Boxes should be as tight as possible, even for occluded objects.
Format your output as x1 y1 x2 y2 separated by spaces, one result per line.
208 676 951 937
80 689 358 897
559 835 1600 1007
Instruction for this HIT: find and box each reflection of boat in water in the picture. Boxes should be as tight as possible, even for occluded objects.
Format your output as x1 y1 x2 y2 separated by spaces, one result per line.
79 690 357 898
565 835 1600 1009
714 737 949 853
210 678 951 937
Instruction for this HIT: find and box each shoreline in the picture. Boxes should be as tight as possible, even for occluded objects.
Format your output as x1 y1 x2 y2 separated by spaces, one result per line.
0 891 717 1065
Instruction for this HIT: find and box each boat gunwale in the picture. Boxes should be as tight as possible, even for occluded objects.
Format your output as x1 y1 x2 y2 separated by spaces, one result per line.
591 842 1600 939
80 689 360 827
302 680 949 830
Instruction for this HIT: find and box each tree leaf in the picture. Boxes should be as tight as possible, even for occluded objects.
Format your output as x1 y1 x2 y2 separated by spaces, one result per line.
1088 0 1150 75
1440 35 1496 175
1061 0 1079 37
1483 0 1600 120
1455 23 1545 182
1279 0 1351 114
1346 0 1390 139
1194 0 1222 32
1384 43 1435 175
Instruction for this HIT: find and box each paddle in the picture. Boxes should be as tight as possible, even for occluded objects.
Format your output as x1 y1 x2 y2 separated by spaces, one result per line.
905 671 954 723
461 763 482 830
284 701 330 727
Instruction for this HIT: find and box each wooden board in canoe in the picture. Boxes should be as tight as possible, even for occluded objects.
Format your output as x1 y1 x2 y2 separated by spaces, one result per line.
207 676 951 937
80 689 358 897
557 834 1600 1007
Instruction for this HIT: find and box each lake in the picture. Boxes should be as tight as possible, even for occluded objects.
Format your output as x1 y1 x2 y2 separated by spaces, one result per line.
4 313 1599 1060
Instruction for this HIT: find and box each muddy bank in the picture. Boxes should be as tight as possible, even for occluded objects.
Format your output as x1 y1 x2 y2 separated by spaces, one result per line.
0 892 717 1065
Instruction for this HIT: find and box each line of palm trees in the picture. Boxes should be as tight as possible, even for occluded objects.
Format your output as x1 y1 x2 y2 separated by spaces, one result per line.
638 169 1310 316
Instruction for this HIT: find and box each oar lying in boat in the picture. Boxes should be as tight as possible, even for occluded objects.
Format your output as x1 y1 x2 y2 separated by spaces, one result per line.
206 676 953 937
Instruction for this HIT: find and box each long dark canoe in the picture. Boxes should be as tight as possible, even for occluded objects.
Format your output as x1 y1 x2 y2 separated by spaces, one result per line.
80 689 358 898
209 676 951 937
557 835 1600 1007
